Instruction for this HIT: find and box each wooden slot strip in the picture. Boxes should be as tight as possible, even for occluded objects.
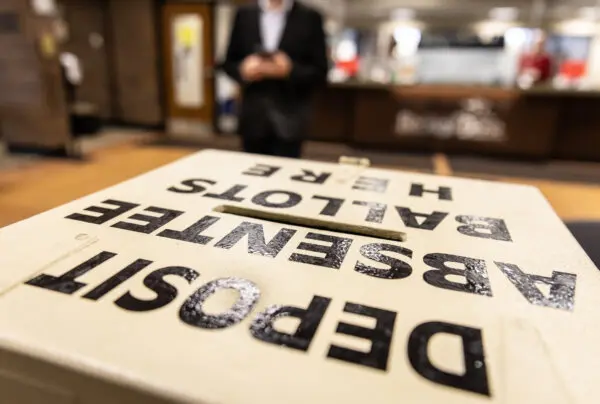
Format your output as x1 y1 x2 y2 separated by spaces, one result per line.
214 204 408 242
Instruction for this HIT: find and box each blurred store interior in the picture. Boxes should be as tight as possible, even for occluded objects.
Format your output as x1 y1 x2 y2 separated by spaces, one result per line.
1 0 600 263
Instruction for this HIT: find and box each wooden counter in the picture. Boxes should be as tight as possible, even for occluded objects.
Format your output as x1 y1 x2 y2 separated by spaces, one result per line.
307 85 355 143
550 95 600 161
308 82 600 161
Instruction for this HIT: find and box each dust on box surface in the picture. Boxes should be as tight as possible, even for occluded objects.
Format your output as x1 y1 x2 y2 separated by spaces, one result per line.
0 149 599 404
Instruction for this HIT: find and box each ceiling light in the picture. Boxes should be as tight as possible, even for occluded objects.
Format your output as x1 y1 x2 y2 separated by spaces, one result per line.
391 8 415 21
578 7 598 21
489 7 519 22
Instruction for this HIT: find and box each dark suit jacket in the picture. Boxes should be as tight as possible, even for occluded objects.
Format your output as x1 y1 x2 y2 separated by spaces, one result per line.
222 2 328 142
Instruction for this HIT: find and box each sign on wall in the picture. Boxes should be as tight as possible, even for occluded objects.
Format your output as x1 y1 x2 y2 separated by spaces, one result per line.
172 13 204 108
395 97 509 142
0 150 598 403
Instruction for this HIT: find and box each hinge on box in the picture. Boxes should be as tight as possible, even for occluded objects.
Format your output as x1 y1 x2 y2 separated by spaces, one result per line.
338 156 371 167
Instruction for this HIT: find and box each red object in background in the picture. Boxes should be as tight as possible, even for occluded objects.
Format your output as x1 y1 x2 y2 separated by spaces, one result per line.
336 58 359 76
519 53 553 82
559 60 586 79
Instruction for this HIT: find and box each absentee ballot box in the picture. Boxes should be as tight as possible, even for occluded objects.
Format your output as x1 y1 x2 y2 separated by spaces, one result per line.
0 149 599 404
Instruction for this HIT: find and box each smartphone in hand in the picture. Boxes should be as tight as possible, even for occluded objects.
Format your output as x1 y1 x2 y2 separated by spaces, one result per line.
254 45 275 60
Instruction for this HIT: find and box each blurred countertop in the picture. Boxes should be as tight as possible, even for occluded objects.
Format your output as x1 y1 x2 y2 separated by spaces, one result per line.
326 80 600 98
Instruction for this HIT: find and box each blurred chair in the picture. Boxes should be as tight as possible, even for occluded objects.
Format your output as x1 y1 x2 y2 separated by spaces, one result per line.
566 221 600 270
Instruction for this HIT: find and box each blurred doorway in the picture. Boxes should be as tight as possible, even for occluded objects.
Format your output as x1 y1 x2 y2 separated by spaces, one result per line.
162 2 214 139
60 0 112 119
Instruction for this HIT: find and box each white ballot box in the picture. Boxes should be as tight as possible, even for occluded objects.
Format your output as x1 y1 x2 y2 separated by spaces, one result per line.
0 149 598 404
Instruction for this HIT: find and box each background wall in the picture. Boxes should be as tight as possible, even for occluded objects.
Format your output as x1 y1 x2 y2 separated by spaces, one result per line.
214 2 236 107
0 0 70 150
215 2 234 61
60 0 112 119
108 0 163 126
301 0 346 21
58 0 163 126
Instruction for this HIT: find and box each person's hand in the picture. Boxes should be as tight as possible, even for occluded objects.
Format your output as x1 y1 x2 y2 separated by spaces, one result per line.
240 54 263 82
260 52 292 79
271 52 292 78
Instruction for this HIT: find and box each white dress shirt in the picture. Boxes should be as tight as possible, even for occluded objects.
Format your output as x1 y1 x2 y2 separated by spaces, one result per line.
258 0 293 52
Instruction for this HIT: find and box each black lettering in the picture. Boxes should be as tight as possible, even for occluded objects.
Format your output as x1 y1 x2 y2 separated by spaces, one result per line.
353 176 389 193
180 277 260 329
410 183 452 201
82 259 152 300
251 190 302 209
408 321 490 396
289 232 353 269
396 207 448 230
158 215 220 245
423 253 492 297
291 169 331 184
243 164 280 177
495 262 577 311
456 215 512 242
167 179 216 194
355 243 412 280
25 251 116 295
204 184 248 202
112 207 183 234
66 200 138 225
352 201 387 223
312 195 344 216
214 222 296 258
115 266 199 312
250 295 331 351
327 303 396 371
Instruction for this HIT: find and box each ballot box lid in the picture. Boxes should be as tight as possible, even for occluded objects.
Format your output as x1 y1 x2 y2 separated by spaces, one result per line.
0 149 598 404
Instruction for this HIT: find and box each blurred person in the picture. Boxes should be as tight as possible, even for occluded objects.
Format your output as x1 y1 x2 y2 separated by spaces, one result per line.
53 16 81 104
519 34 553 86
60 51 82 104
222 0 328 158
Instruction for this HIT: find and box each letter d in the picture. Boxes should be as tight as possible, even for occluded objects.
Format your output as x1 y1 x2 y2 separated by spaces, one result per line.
408 321 491 396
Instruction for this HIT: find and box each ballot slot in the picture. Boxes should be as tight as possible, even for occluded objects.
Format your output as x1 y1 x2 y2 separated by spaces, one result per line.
213 204 407 242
